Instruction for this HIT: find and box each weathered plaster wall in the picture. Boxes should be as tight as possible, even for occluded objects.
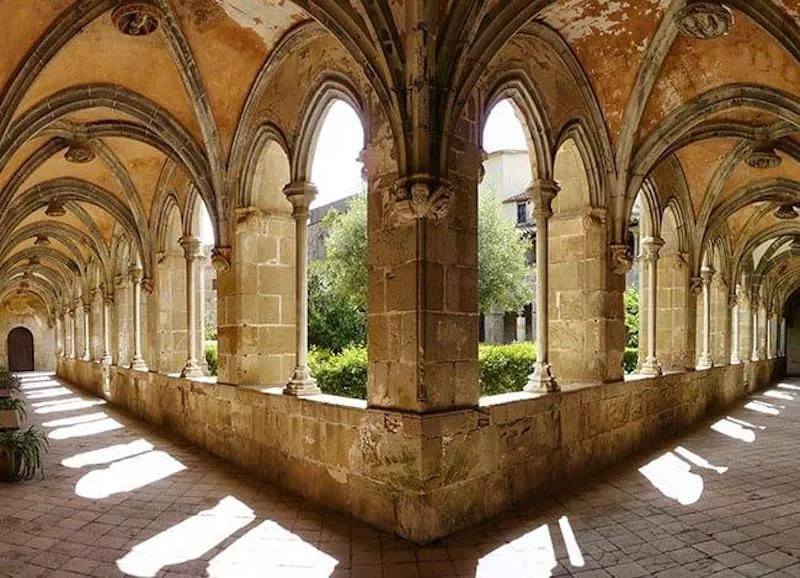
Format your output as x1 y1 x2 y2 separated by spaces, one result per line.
57 357 783 544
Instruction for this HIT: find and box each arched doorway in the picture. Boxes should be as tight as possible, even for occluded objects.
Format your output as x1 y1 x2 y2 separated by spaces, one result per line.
7 327 34 372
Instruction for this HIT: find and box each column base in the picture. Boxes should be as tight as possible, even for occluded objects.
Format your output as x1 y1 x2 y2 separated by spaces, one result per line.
730 356 741 365
750 354 761 362
180 360 205 379
130 357 149 372
101 355 113 366
640 357 662 376
284 366 321 396
696 356 714 371
524 362 559 393
81 353 91 361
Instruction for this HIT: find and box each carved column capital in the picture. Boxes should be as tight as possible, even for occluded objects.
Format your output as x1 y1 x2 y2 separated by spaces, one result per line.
179 236 203 261
386 174 452 225
526 179 560 220
211 246 232 273
283 181 318 217
700 265 715 285
640 236 664 263
128 265 144 283
610 243 633 276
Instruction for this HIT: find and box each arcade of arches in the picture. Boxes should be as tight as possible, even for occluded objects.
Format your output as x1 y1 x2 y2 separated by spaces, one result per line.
3 0 800 546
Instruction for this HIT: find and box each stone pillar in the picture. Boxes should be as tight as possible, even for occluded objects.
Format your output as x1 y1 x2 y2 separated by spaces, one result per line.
730 293 741 365
697 265 714 370
68 307 76 358
129 266 148 372
525 180 559 392
751 288 760 362
766 313 774 359
101 292 113 365
779 317 787 357
180 236 204 379
640 237 663 375
283 182 320 395
54 315 62 357
90 288 102 361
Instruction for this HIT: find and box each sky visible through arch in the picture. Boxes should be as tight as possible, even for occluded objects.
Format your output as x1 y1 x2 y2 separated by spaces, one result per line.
197 98 528 244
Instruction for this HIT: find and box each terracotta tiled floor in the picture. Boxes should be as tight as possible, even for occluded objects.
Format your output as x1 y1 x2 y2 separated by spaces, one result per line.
3 373 800 577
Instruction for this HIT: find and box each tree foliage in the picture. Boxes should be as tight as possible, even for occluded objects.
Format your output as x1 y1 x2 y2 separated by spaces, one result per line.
478 188 533 313
624 287 640 349
320 193 368 310
308 261 366 352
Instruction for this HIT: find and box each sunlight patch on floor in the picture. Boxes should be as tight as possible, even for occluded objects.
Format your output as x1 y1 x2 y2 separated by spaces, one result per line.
674 446 728 474
25 387 73 400
711 418 757 442
42 412 108 428
745 400 781 416
477 523 557 577
762 389 794 401
117 496 256 578
207 519 339 578
48 417 123 440
62 439 154 468
639 452 704 505
558 516 584 568
33 398 106 414
75 450 185 499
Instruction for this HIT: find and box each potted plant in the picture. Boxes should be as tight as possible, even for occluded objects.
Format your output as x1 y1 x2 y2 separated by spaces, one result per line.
0 367 21 398
0 427 48 482
0 397 26 430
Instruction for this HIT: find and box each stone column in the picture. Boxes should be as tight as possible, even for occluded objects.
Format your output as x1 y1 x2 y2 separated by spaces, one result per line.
640 237 664 375
751 287 761 362
525 180 559 393
779 317 787 357
766 313 774 359
129 266 148 372
68 307 76 358
283 182 320 395
180 236 204 379
101 291 113 365
730 292 741 365
697 265 715 370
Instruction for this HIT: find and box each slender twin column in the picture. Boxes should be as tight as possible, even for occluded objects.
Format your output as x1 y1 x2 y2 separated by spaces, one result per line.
129 266 148 372
750 285 761 362
283 182 321 396
766 313 775 359
68 308 76 358
75 297 90 361
101 290 113 365
180 236 204 379
779 317 786 357
697 265 715 370
640 236 664 376
525 179 559 393
729 292 741 365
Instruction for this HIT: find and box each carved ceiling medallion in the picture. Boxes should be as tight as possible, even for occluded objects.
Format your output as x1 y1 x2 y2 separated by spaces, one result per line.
747 143 782 169
675 1 732 39
112 3 161 36
64 140 95 164
45 198 66 218
34 235 50 247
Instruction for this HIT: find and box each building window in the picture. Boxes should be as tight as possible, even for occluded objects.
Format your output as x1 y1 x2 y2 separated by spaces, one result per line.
516 202 527 224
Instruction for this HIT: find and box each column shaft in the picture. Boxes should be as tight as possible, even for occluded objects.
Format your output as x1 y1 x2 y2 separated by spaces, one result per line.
525 180 559 393
730 295 741 364
129 267 148 371
697 266 714 370
101 294 112 364
284 182 320 395
180 237 204 378
640 237 663 375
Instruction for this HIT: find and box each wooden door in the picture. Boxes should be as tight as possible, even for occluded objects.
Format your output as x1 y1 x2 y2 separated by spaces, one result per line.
7 327 33 372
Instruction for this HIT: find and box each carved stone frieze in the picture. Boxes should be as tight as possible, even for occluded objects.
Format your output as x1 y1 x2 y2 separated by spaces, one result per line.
385 175 452 226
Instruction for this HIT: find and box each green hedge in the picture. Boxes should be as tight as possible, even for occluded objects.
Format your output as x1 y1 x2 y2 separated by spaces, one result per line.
205 341 218 376
308 342 537 399
478 342 537 395
309 347 367 398
623 347 638 375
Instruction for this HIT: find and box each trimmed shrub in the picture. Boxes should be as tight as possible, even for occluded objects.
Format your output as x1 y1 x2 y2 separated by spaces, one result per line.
307 342 538 400
478 342 537 395
205 341 218 376
623 347 638 375
309 347 367 399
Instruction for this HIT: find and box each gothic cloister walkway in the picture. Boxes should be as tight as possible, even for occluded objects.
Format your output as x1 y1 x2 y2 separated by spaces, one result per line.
1 373 800 578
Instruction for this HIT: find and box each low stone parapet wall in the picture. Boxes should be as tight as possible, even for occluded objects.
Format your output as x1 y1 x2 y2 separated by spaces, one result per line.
57 357 784 544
